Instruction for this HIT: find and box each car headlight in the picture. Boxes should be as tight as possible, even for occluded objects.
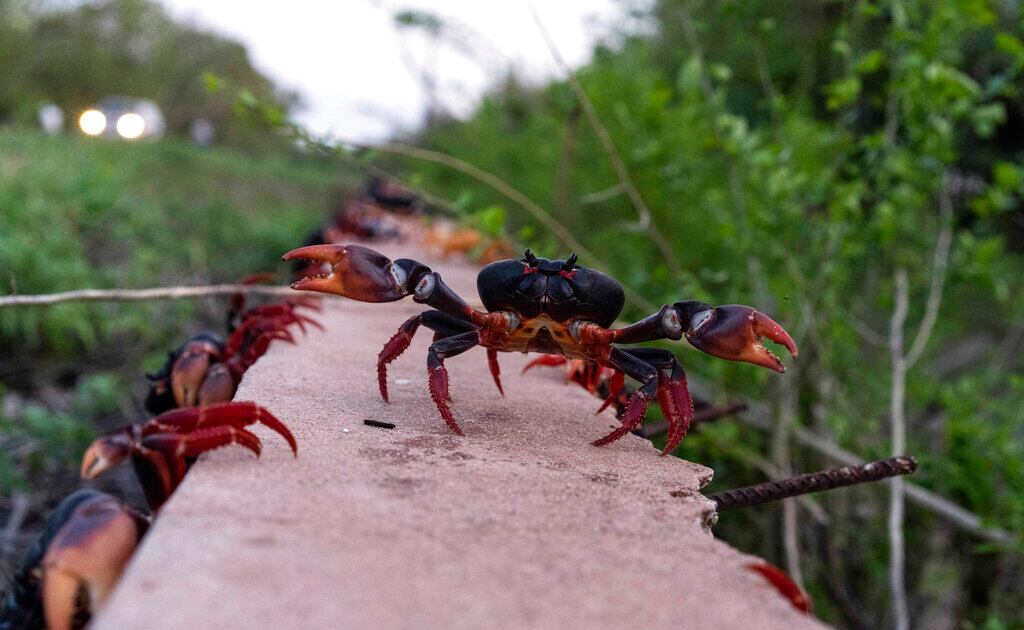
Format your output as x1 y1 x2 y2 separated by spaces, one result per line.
79 110 106 136
116 113 146 139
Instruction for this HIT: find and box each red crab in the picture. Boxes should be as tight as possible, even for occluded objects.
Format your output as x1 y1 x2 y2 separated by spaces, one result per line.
283 245 796 454
145 298 321 415
81 402 297 511
521 355 631 416
0 490 148 630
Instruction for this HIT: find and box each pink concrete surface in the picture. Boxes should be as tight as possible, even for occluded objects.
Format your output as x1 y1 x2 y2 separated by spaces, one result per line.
93 246 824 630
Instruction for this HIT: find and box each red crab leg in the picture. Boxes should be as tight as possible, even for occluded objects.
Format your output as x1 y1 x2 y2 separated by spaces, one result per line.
487 348 504 397
657 368 693 455
378 315 421 402
146 402 297 456
596 370 625 414
244 304 324 333
746 562 812 614
428 363 462 435
521 354 567 373
592 383 654 447
287 296 323 312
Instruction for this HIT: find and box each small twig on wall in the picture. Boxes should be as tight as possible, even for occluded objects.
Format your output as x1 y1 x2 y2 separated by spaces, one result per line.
0 284 299 308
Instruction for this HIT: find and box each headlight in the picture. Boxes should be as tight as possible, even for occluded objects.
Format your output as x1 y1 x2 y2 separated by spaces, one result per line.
116 113 146 139
79 110 106 136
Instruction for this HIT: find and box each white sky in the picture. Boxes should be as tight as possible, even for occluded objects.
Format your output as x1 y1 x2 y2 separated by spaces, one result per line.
161 0 621 142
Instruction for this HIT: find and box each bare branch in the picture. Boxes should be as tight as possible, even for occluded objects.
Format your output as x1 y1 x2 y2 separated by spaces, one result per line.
0 284 298 308
720 386 1017 545
578 183 625 205
528 2 686 282
849 313 887 347
360 141 655 311
785 424 1015 545
1 492 30 557
905 178 954 368
889 268 910 630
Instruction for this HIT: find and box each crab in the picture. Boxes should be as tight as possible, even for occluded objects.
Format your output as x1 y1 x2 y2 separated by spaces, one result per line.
81 402 297 511
282 244 797 454
0 489 148 630
145 298 321 415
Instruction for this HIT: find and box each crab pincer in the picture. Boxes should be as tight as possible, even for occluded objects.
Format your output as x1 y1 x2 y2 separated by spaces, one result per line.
675 302 798 373
283 244 420 301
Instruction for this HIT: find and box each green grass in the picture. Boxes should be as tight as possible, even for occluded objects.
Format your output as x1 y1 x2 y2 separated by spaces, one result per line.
0 128 350 355
0 127 355 491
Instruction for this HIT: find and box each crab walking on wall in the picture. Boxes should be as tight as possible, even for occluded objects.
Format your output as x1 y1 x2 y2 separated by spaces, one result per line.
283 244 797 455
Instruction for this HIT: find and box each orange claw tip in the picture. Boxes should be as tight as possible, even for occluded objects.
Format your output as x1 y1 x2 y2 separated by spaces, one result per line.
80 439 122 480
281 243 347 263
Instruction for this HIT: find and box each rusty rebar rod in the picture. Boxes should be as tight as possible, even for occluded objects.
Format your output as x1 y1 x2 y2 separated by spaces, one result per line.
709 456 918 511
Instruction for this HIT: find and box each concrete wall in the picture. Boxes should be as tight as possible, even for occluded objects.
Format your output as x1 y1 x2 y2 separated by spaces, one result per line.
93 246 823 629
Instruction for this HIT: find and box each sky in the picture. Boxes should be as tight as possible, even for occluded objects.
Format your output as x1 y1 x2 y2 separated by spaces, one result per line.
161 0 621 142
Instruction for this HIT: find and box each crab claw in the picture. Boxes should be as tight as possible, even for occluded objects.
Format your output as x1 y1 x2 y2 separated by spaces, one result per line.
80 431 134 480
675 301 798 373
39 491 148 630
282 244 419 302
170 342 214 408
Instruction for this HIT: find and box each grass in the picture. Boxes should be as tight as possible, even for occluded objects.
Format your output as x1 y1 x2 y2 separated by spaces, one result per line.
0 127 355 501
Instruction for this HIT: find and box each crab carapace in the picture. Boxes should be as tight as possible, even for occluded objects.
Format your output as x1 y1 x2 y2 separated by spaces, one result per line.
282 244 797 454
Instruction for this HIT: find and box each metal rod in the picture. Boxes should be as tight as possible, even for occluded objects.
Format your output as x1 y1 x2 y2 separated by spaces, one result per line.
709 456 918 511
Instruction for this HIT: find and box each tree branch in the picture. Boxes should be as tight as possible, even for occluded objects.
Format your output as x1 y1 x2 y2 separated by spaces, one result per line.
0 284 300 308
356 141 655 311
528 2 686 282
905 177 954 368
889 268 911 630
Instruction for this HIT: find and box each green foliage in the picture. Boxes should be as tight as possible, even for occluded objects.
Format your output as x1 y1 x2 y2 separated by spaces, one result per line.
382 0 1024 625
0 128 344 356
0 128 348 492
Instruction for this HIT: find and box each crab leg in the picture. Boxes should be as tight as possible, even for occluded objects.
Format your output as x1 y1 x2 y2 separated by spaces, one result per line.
378 311 477 402
426 331 480 435
145 402 297 456
486 349 504 397
592 349 658 447
622 348 694 454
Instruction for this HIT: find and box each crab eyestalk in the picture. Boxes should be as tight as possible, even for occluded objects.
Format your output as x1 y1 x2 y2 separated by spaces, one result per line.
282 243 425 302
674 301 798 373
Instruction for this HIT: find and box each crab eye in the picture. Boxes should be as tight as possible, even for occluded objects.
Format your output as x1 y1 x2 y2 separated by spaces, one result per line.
414 273 436 299
390 264 407 287
689 309 714 335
